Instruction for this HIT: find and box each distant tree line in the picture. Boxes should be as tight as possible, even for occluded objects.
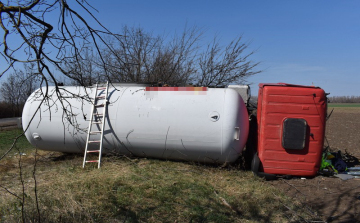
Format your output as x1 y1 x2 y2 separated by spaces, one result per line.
0 64 39 118
328 96 360 103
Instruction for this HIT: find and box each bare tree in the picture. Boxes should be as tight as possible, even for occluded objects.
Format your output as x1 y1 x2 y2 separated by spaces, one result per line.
0 0 120 165
0 0 120 91
0 0 121 150
94 25 202 86
149 26 201 86
62 46 105 86
95 25 259 87
0 1 121 221
196 36 260 87
0 64 39 117
98 26 163 83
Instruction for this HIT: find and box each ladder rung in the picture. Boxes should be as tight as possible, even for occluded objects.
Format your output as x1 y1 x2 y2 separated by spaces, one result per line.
88 140 100 143
84 82 109 169
86 160 99 163
87 150 100 153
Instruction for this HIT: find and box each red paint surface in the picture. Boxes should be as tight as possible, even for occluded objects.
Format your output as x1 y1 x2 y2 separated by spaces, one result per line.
257 83 327 177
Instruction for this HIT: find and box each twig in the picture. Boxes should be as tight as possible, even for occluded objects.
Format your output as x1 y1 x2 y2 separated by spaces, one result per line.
282 179 308 197
272 192 310 223
0 185 22 200
213 190 239 214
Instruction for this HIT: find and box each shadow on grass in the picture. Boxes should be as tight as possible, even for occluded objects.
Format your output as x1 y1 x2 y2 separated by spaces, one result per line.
49 153 83 162
311 185 360 222
99 177 280 222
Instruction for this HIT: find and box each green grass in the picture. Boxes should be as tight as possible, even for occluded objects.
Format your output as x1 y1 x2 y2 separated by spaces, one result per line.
0 129 321 222
328 103 360 108
0 128 35 157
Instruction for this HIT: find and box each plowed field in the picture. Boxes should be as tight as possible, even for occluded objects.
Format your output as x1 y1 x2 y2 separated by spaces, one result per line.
271 107 360 222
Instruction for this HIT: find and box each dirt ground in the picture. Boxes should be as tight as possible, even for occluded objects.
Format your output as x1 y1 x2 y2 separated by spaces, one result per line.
270 107 360 222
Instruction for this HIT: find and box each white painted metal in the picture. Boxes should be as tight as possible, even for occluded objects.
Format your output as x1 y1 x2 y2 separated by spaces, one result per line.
22 85 249 164
227 85 251 105
83 82 109 168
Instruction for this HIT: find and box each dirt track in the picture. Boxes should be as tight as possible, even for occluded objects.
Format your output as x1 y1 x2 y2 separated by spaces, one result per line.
271 107 360 222
0 117 21 130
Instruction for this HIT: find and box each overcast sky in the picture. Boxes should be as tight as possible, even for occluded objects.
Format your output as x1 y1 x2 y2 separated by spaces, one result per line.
89 0 360 96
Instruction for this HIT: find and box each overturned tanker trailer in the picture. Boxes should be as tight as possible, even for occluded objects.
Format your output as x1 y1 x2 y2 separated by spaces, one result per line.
22 84 249 164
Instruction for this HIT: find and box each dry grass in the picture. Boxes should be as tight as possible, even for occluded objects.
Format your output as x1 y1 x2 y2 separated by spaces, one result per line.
0 129 320 222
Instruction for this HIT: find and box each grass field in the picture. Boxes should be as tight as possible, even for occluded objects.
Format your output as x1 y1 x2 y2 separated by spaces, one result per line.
328 103 360 108
0 129 322 222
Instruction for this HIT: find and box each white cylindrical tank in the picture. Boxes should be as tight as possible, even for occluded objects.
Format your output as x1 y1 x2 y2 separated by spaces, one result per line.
22 85 249 164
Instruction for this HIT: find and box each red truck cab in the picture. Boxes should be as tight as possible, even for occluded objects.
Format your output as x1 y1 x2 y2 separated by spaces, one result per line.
254 83 327 177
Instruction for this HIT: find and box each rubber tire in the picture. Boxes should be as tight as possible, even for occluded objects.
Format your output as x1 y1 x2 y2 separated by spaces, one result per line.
251 152 260 174
251 152 277 181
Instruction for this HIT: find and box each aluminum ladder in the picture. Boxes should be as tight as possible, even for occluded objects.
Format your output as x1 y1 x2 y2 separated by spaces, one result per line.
83 82 109 168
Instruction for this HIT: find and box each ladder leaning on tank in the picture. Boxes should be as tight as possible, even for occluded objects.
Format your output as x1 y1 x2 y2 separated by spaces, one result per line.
83 82 109 168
